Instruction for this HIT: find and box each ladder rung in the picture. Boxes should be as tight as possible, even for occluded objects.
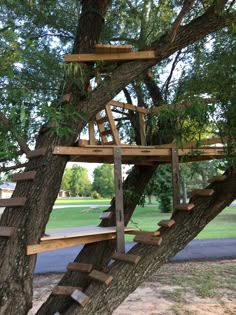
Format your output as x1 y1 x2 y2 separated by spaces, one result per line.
134 235 162 246
111 252 141 265
174 203 195 211
208 175 227 183
0 197 26 208
96 116 109 124
71 289 89 307
0 226 16 237
99 211 113 219
101 129 112 136
191 189 215 197
27 148 47 159
88 269 113 285
67 262 93 273
127 230 160 236
52 286 83 296
158 219 176 228
12 171 37 182
105 141 115 145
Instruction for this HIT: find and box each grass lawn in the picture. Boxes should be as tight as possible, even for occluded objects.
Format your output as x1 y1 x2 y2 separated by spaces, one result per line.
46 199 236 240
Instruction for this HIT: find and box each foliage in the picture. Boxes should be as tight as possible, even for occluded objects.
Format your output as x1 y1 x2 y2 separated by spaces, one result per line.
92 164 114 198
91 191 101 199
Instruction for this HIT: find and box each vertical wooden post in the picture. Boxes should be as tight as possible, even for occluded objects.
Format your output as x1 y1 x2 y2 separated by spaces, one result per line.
171 147 180 208
114 147 125 253
139 113 147 146
88 121 96 145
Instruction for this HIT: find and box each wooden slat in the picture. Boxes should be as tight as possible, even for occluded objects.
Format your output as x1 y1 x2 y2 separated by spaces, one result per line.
52 286 83 296
12 171 37 182
27 148 47 159
105 104 121 145
96 116 109 124
191 189 215 197
109 100 148 114
71 289 89 307
208 175 227 183
88 121 96 145
101 129 112 136
67 262 93 273
96 113 108 144
134 235 162 246
0 197 26 208
64 51 156 62
95 44 133 54
158 219 176 228
174 203 195 211
111 252 141 265
99 211 113 219
88 270 113 285
0 226 16 237
126 230 160 236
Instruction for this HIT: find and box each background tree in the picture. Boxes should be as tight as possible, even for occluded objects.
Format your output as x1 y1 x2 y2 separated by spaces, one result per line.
69 165 92 196
92 164 114 198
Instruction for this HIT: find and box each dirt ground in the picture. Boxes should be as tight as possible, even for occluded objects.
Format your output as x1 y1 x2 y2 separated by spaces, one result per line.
30 260 236 315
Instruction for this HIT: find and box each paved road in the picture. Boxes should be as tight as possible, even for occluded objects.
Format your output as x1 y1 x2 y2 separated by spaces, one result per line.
35 238 236 274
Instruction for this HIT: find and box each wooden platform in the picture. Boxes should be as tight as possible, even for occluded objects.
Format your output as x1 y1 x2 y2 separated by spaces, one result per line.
26 226 138 255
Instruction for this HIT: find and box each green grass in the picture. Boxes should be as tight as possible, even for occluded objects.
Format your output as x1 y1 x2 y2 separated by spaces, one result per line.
46 199 236 239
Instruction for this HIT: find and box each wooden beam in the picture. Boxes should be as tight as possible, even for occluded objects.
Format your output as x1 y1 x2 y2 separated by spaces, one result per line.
71 289 89 307
67 262 93 273
105 104 121 145
64 51 156 62
114 147 125 253
95 44 133 54
99 211 113 219
109 100 148 114
88 270 113 285
88 121 96 145
126 230 160 236
0 197 26 208
190 189 215 197
139 113 147 146
174 203 195 211
52 286 83 296
158 219 175 228
134 235 162 246
111 252 141 265
12 171 37 182
0 226 16 237
95 112 109 144
171 147 180 207
27 148 47 159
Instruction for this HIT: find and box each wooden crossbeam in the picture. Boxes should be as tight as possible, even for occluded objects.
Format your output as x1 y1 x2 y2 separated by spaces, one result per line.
64 51 156 62
71 289 89 307
99 211 113 219
27 148 47 159
174 203 195 211
111 252 141 265
134 235 162 246
191 189 215 197
95 44 133 54
52 286 83 296
12 171 37 182
0 226 16 237
208 175 227 183
0 197 26 208
88 270 113 285
158 219 175 228
67 262 93 273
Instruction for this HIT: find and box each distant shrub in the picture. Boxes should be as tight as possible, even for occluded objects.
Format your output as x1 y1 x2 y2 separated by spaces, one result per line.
91 191 101 199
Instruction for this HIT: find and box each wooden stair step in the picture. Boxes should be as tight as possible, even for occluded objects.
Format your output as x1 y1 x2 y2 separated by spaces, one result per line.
0 226 16 237
0 197 26 208
208 175 227 183
111 252 141 265
134 235 162 246
101 129 112 136
67 262 93 273
52 286 83 296
88 269 113 285
96 116 109 124
99 211 113 219
71 289 90 307
12 171 37 182
191 189 215 197
27 148 47 159
174 203 195 211
158 219 176 228
126 230 160 236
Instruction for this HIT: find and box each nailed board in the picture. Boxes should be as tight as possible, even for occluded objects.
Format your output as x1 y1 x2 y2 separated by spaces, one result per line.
52 286 83 296
112 252 141 265
71 289 89 307
0 226 16 237
89 270 113 285
67 262 93 273
174 203 195 211
13 171 37 182
134 235 162 246
158 219 175 228
0 197 26 208
27 148 47 159
191 189 215 197
126 230 160 236
95 44 133 54
99 211 113 219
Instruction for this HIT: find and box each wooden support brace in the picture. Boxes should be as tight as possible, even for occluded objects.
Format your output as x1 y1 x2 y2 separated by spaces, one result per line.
105 104 121 145
67 262 93 273
158 219 176 228
111 252 141 265
134 235 162 246
52 286 83 296
12 171 37 182
191 189 215 197
0 197 26 208
88 270 113 285
174 203 195 211
71 289 90 307
208 175 227 183
27 148 47 159
99 211 113 219
0 226 16 237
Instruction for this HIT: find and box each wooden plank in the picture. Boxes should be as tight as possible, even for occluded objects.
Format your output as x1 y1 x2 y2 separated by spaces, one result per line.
139 113 147 146
67 262 93 273
111 252 141 265
64 51 156 62
174 203 195 211
27 148 47 159
134 235 162 246
105 104 121 145
191 189 215 197
96 116 109 124
95 113 108 144
78 139 89 147
88 121 96 145
88 269 113 285
95 44 133 54
0 226 16 237
158 219 176 228
126 230 160 236
109 100 148 114
99 211 113 219
0 197 26 208
71 289 89 307
101 129 112 136
208 175 227 183
171 147 180 207
52 286 83 296
114 147 125 253
12 171 37 182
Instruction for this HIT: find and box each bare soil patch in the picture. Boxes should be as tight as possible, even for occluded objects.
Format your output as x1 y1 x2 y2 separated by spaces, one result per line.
30 260 236 314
